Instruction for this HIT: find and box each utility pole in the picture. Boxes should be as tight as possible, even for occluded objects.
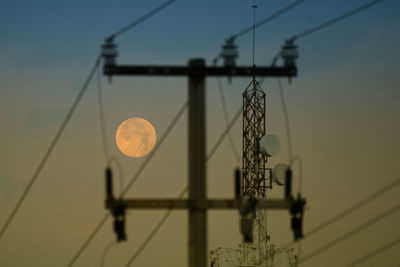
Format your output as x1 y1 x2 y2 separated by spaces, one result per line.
102 38 299 267
188 59 207 267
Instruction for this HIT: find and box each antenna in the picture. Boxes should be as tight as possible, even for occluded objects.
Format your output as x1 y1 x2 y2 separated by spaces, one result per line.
252 0 257 79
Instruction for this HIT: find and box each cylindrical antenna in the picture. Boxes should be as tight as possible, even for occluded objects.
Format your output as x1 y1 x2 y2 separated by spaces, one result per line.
285 168 292 199
105 167 114 199
252 1 257 67
252 1 257 80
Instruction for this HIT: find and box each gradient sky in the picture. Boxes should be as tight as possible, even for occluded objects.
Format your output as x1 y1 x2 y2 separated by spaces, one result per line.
1 0 400 266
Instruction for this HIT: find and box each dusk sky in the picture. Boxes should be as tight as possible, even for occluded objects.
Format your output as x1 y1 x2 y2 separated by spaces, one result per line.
1 0 400 266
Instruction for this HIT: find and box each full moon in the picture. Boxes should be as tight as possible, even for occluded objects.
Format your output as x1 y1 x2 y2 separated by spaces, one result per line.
115 117 157 158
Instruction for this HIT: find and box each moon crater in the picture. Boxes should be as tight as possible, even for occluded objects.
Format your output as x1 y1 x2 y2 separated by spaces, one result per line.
115 118 157 158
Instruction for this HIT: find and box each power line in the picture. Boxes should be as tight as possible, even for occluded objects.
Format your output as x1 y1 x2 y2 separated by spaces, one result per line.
0 55 101 241
107 0 177 40
216 78 241 163
290 155 303 194
123 104 243 266
119 102 188 198
345 236 400 267
100 241 116 267
97 67 125 194
299 202 400 264
230 0 307 40
65 2 182 263
289 0 385 41
283 177 400 248
1 0 173 247
67 213 110 267
207 106 242 161
277 80 304 192
71 1 300 263
124 188 187 267
97 65 110 162
251 0 256 67
107 156 125 196
65 102 188 267
277 79 293 164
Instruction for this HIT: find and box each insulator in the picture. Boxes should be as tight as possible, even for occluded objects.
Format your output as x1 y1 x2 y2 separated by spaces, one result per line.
290 194 306 241
240 217 253 243
220 38 238 68
105 167 114 199
281 40 298 68
113 219 127 242
101 38 118 66
285 168 292 199
291 216 303 240
112 200 127 242
235 168 241 200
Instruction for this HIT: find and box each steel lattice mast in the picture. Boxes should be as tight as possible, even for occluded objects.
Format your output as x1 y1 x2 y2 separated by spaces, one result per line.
242 79 267 198
242 78 270 248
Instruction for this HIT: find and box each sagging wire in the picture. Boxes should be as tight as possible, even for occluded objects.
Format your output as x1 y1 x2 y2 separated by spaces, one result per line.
96 67 125 195
100 241 116 267
0 55 102 241
123 104 243 266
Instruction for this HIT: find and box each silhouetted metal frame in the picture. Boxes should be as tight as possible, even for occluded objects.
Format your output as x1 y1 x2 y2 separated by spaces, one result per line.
103 61 296 267
104 65 296 77
242 80 267 197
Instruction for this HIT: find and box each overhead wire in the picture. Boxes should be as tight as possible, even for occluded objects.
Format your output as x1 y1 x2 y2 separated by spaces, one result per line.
0 55 102 241
277 79 293 164
107 156 125 195
67 213 110 267
344 236 400 267
107 0 177 40
125 0 390 267
229 0 307 40
119 102 188 198
216 78 241 163
63 1 387 265
276 79 304 193
276 79 305 264
65 102 188 267
97 66 110 162
97 67 125 193
251 0 256 67
122 0 385 265
123 105 243 266
269 0 385 67
270 0 388 258
123 188 187 267
288 0 385 41
207 106 242 162
65 2 184 263
299 202 400 264
212 0 307 165
290 155 303 194
100 241 116 267
283 177 400 248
